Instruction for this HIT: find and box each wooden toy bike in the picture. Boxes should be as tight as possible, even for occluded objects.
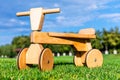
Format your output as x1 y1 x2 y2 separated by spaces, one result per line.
16 7 103 71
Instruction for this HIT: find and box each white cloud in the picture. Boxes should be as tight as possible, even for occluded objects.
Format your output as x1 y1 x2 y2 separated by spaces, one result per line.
56 16 65 23
0 18 29 27
54 3 59 7
99 13 120 22
112 17 120 22
19 21 28 25
9 18 29 26
10 18 16 22
55 15 91 27
86 4 98 10
14 28 30 32
85 3 108 11
99 13 120 18
65 0 113 11
114 4 120 8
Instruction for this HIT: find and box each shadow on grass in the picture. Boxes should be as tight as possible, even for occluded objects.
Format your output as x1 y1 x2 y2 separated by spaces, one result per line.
54 62 73 65
26 62 74 69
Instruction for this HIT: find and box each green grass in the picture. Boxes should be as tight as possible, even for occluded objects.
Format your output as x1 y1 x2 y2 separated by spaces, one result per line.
0 54 120 80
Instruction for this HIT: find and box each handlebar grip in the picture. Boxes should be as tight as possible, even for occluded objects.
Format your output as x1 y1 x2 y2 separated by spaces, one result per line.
43 8 60 14
16 11 30 16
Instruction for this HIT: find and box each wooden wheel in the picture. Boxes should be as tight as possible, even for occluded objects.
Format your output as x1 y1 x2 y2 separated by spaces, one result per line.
17 48 28 70
38 48 54 71
74 52 83 66
86 49 103 68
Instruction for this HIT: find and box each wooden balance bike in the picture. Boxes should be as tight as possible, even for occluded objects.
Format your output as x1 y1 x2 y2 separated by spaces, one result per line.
16 7 103 71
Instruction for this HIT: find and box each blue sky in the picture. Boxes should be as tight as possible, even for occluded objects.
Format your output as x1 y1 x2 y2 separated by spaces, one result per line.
0 0 120 45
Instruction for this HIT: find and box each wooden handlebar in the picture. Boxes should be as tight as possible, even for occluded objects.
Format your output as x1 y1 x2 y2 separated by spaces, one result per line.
43 8 60 14
16 11 30 16
16 8 60 16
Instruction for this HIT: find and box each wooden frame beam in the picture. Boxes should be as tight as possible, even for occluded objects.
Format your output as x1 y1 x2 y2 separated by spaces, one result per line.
31 32 94 51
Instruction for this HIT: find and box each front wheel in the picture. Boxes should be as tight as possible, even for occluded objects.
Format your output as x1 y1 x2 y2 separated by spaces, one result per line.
38 48 54 71
17 48 29 70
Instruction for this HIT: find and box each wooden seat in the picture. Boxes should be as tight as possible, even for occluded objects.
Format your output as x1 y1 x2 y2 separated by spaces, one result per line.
79 28 95 35
48 32 96 39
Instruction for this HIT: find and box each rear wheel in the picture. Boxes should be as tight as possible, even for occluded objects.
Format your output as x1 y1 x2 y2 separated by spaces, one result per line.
74 52 83 66
85 49 103 68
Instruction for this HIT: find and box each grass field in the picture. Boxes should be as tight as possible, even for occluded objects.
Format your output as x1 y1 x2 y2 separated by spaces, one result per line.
0 54 120 80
